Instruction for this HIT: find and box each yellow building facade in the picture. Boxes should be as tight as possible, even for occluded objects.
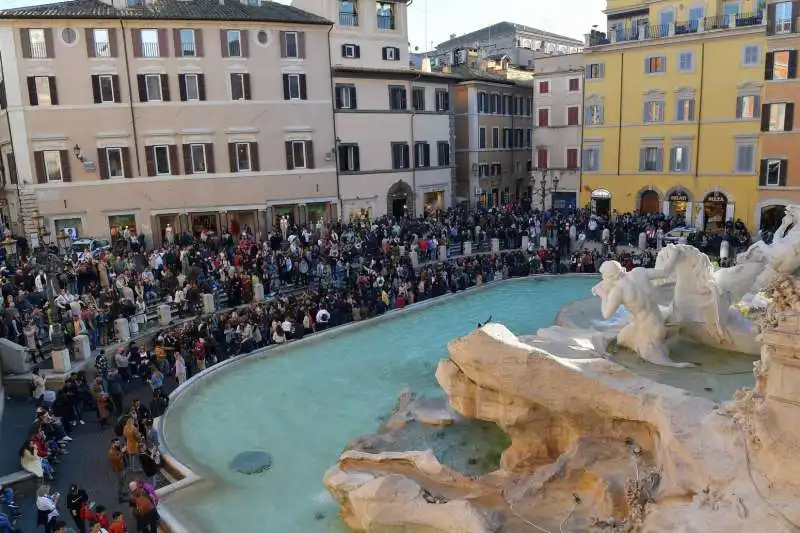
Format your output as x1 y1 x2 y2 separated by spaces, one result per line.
581 0 766 232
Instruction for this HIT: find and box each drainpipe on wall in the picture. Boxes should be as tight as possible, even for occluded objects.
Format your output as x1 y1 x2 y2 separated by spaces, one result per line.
578 65 586 209
409 72 421 216
119 19 142 178
325 24 341 221
616 52 624 177
0 51 24 234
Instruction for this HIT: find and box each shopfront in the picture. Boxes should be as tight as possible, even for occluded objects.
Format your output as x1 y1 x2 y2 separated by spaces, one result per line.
702 192 728 234
591 188 611 215
108 214 137 240
274 205 295 228
54 217 83 240
552 191 577 212
665 189 690 221
226 211 257 236
190 213 218 237
423 191 445 213
306 203 326 225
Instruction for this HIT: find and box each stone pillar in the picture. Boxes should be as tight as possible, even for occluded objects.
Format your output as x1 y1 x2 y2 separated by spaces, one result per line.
539 236 548 248
720 240 730 260
51 347 71 374
725 203 735 222
202 293 215 314
409 251 419 268
158 303 172 326
114 318 130 343
638 231 647 251
266 206 275 232
685 201 694 226
253 283 264 302
258 209 267 240
662 200 670 216
73 334 91 362
438 244 447 261
491 238 500 253
521 235 529 250
463 241 472 255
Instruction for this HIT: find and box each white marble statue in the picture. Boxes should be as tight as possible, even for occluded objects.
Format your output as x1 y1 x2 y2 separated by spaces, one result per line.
737 205 800 292
592 260 692 367
164 224 174 245
279 215 289 241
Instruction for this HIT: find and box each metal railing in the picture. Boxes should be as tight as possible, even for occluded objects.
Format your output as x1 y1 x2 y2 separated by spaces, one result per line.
93 41 111 57
339 12 358 26
180 41 196 57
140 41 161 58
377 14 395 30
29 41 48 59
599 11 763 46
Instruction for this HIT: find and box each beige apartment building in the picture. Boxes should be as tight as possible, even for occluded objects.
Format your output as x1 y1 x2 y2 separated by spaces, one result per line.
0 0 339 243
293 0 457 219
453 74 534 208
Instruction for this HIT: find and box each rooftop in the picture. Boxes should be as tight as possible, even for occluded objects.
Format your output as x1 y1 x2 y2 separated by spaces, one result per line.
436 21 583 50
0 0 331 24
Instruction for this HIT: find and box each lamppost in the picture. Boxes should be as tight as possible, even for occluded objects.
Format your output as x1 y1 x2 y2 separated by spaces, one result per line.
529 168 560 211
471 163 480 210
2 231 17 268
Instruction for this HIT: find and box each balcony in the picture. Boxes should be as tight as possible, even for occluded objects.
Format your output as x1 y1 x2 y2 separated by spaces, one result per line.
377 14 395 30
180 41 196 57
339 12 358 26
140 41 161 58
93 41 111 57
587 11 764 47
29 41 48 59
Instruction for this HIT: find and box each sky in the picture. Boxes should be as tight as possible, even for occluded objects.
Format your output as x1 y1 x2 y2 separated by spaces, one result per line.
4 0 607 51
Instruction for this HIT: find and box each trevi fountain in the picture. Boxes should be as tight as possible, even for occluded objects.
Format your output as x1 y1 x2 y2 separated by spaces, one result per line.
157 206 800 533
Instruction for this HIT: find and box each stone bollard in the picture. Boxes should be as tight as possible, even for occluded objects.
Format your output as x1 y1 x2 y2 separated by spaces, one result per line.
202 293 215 315
491 238 500 253
129 315 139 336
253 283 265 302
463 241 472 255
638 231 647 251
438 245 447 261
409 251 419 268
399 245 406 256
73 334 91 361
114 317 130 342
540 236 548 249
51 347 71 374
158 303 172 326
521 235 530 250
720 240 730 260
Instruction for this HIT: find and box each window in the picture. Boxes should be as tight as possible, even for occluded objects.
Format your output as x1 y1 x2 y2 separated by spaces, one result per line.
582 148 601 172
93 28 111 57
335 84 356 109
43 150 63 181
491 127 499 148
775 1 793 34
742 44 760 66
145 74 162 101
382 47 400 61
586 104 603 125
389 86 406 110
283 31 299 58
227 30 242 57
188 144 207 173
61 28 77 45
98 74 115 103
235 142 251 171
435 89 449 111
27 76 55 106
761 158 787 186
289 140 308 169
736 95 760 119
766 50 797 81
502 95 511 114
735 143 756 173
151 145 171 175
764 102 794 131
678 51 694 72
502 128 511 148
479 127 486 149
342 44 359 58
639 146 663 171
339 0 358 26
230 73 251 100
105 148 125 178
181 73 201 101
514 128 524 148
338 144 360 171
567 106 580 126
526 129 532 148
377 2 395 30
537 107 550 126
489 163 501 176
412 87 425 111
391 142 410 169
283 73 306 100
536 149 548 169
435 141 449 167
414 142 431 168
257 30 268 45
490 94 500 113
669 145 690 172
140 29 159 58
27 29 49 59
568 78 580 92
526 97 533 116
538 80 550 94
676 98 695 121
180 29 196 57
644 101 665 123
645 56 667 74
586 63 605 79
566 148 579 168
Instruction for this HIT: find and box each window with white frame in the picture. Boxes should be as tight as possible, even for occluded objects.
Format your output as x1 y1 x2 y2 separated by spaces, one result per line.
742 44 760 66
586 63 604 79
676 97 695 121
766 159 784 185
283 31 299 58
28 29 48 59
768 103 789 131
586 104 603 125
153 145 171 175
644 56 666 74
145 74 162 101
582 147 600 171
230 73 248 100
342 44 357 58
33 76 52 106
338 144 359 171
669 144 690 172
140 29 159 58
290 140 307 169
180 29 196 56
106 147 124 178
43 150 63 181
184 74 200 101
639 145 663 171
644 100 665 123
190 144 207 173
492 127 499 148
736 94 760 119
735 142 756 173
227 30 242 57
678 51 694 72
775 1 793 34
335 84 356 109
93 28 111 57
384 46 397 60
99 75 115 103
287 74 301 99
235 142 251 171
479 127 486 149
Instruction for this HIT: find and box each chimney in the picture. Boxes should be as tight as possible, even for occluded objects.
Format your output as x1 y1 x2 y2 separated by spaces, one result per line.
421 56 432 73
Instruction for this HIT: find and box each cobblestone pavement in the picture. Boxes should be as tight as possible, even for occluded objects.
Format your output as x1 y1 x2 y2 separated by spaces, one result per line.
2 375 177 532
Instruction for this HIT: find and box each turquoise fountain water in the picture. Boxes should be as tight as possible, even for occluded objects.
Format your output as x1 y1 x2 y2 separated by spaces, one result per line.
160 276 597 532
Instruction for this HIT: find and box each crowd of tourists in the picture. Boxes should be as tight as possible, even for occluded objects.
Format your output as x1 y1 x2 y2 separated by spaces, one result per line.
0 203 757 533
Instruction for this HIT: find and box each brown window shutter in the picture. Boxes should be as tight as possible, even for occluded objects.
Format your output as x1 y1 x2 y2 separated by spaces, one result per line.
279 31 287 57
178 74 187 101
112 75 121 103
182 144 193 174
285 141 294 170
48 77 58 105
7 153 17 184
27 77 38 106
243 73 252 100
44 29 54 58
132 29 142 58
305 141 314 169
160 74 170 101
249 142 260 171
92 74 105 102
168 144 179 174
121 147 132 178
241 30 250 58
205 143 215 172
195 29 204 57
145 146 156 176
158 29 169 57
109 28 119 57
767 3 777 35
0 81 6 109
34 151 46 183
794 2 800 33
20 29 31 59
172 29 181 58
97 148 109 179
228 143 237 172
299 74 307 100
282 74 290 100
197 74 206 101
85 28 96 57
60 150 71 182
137 74 147 102
220 29 229 58
298 32 306 59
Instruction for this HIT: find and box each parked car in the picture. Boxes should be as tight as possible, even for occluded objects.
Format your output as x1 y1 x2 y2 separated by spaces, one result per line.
71 238 111 258
663 226 698 244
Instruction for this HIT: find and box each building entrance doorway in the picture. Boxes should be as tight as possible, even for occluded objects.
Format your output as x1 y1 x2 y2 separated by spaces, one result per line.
392 197 407 218
703 192 728 235
639 190 660 213
386 180 414 219
591 188 611 216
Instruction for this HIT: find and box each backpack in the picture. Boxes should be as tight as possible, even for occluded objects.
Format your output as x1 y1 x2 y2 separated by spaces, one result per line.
132 493 153 516
138 481 159 506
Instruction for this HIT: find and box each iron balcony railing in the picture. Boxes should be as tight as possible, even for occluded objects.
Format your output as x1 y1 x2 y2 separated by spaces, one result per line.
140 41 161 57
29 41 48 58
180 41 196 57
597 11 763 46
93 42 111 57
377 14 395 30
339 12 358 26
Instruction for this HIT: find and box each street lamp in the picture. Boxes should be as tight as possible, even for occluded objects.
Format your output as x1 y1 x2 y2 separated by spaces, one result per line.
57 229 70 254
2 232 17 268
529 168 560 211
471 163 480 209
